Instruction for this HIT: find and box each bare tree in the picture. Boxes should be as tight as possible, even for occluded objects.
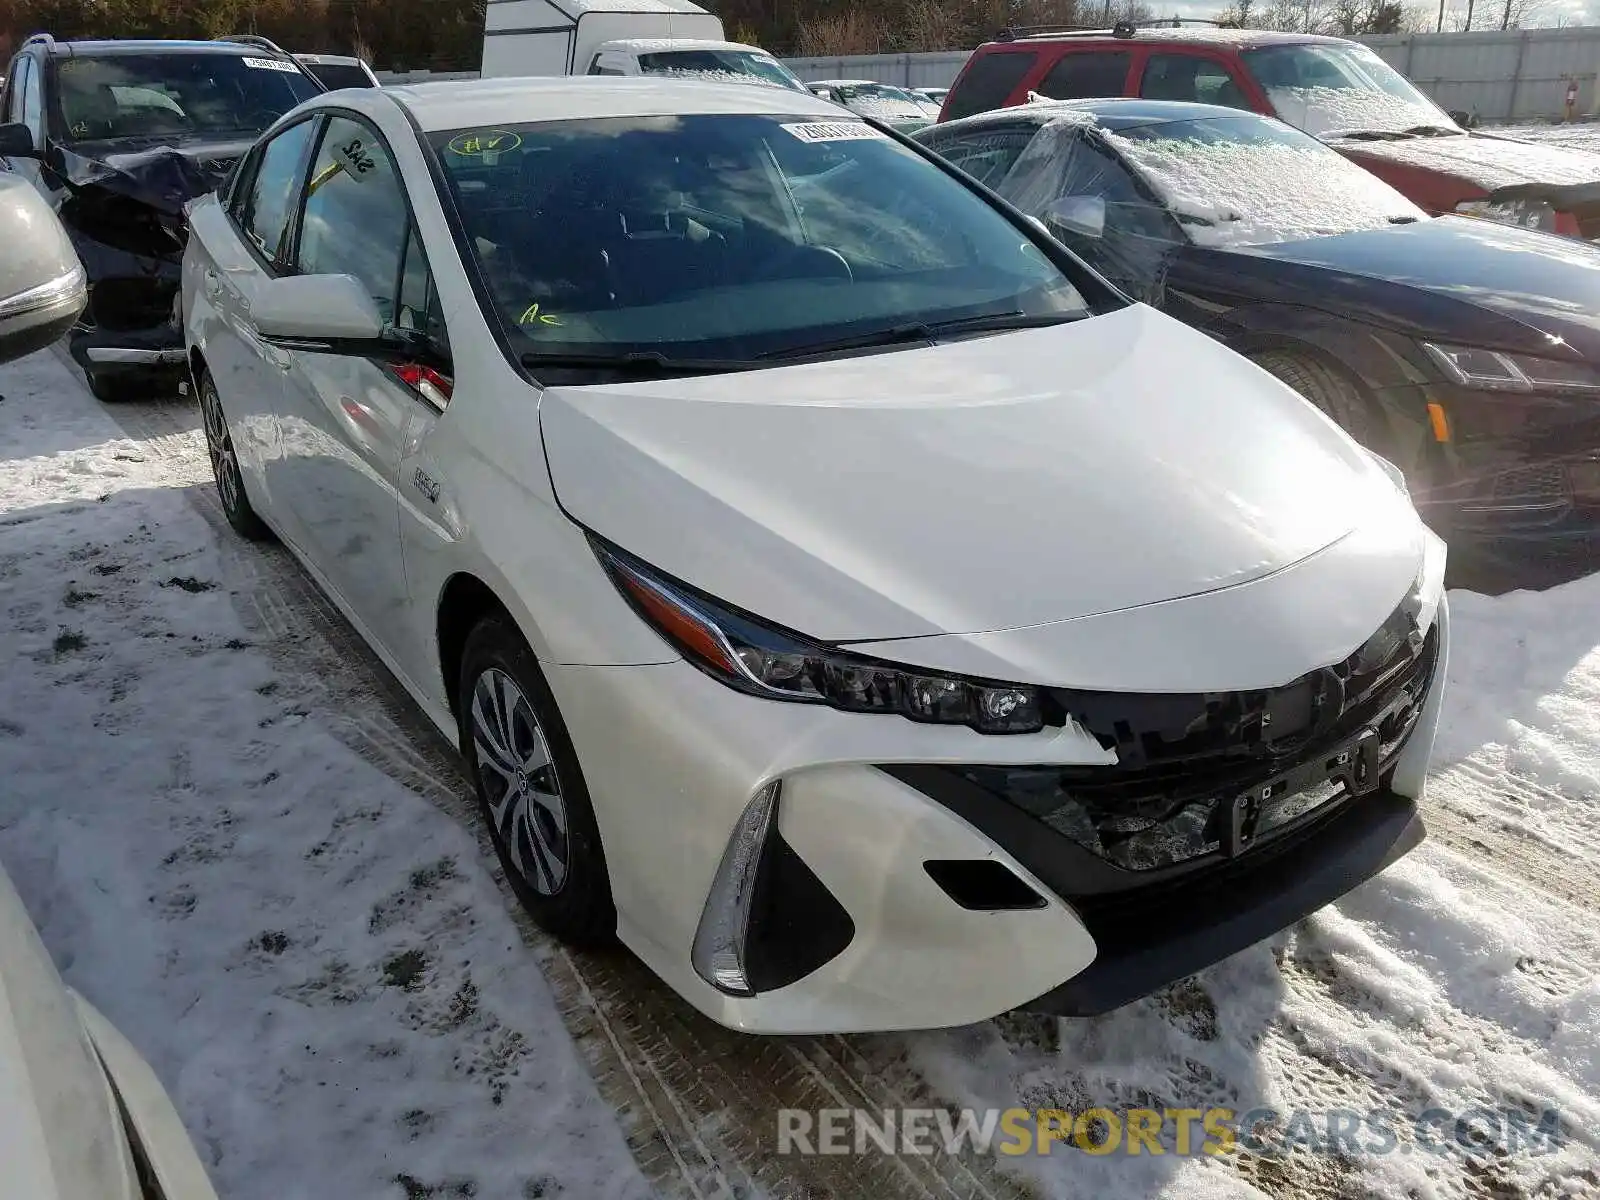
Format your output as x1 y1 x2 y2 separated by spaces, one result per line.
1498 0 1546 28
795 10 887 55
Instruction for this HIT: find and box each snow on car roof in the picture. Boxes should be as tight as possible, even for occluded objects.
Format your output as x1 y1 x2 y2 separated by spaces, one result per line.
388 76 841 131
1004 26 1346 48
525 0 709 12
598 38 771 54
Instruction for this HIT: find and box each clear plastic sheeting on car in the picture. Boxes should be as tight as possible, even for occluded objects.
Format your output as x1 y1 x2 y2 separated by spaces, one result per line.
1104 123 1427 248
993 115 1176 298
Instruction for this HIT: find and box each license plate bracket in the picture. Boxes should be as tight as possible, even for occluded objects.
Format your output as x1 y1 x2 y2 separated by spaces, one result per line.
1220 727 1381 857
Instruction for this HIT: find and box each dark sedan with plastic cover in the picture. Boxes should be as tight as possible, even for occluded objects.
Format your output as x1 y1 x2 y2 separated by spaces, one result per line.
918 99 1600 548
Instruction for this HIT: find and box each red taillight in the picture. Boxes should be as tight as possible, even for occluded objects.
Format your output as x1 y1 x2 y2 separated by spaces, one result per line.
392 362 453 406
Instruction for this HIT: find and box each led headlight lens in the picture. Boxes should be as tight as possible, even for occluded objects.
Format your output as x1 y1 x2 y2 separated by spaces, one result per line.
593 537 1047 734
1423 342 1600 394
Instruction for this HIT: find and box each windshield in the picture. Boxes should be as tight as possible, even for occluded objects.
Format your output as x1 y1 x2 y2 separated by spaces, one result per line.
300 61 376 90
53 53 321 143
636 49 809 92
1245 43 1453 138
1109 115 1427 247
834 83 926 113
431 114 1091 367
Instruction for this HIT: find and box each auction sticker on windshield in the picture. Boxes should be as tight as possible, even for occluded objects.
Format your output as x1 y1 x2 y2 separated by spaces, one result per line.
781 122 888 144
241 56 301 72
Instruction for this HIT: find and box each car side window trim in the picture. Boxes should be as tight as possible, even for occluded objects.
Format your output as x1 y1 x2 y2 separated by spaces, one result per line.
282 105 455 398
230 114 323 276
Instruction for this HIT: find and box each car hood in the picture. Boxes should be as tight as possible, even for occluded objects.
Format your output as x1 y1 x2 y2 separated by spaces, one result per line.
0 866 138 1199
1236 215 1600 359
58 135 255 217
1336 132 1600 196
540 305 1408 642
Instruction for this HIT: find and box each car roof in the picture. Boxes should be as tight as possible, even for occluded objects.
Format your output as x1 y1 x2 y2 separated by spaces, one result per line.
598 38 770 54
809 79 898 87
295 53 371 66
993 26 1351 50
930 96 1267 134
385 76 844 132
39 38 298 58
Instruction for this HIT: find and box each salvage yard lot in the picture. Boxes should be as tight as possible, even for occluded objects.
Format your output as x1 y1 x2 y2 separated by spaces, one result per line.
1 348 1598 1199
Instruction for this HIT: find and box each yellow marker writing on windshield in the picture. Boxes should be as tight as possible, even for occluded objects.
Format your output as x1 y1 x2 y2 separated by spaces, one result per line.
449 130 523 159
519 302 562 327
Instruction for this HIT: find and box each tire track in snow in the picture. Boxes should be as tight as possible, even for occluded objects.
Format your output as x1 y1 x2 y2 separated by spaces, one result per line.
90 380 1038 1200
1420 768 1600 918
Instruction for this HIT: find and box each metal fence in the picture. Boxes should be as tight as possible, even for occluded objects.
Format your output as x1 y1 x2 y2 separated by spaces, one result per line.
379 28 1600 123
1365 29 1600 123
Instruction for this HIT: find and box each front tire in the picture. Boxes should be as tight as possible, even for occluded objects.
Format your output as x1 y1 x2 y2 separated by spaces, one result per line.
197 369 273 541
458 617 615 946
1251 349 1384 448
85 368 141 403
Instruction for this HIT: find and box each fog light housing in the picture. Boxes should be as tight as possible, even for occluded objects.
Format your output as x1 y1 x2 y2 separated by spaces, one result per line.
691 781 781 996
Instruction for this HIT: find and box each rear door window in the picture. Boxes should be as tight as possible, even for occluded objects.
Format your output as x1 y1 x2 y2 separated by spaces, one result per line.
1035 51 1132 101
944 51 1039 120
1139 54 1251 109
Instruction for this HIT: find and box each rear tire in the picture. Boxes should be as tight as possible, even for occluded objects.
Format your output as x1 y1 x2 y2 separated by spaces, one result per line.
1251 349 1384 448
85 369 141 403
457 616 616 947
197 369 273 542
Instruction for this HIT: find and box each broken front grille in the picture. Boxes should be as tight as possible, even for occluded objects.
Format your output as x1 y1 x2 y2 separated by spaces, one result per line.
945 599 1438 875
87 278 181 332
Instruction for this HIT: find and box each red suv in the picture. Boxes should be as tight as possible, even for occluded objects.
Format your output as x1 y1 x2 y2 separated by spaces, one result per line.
940 24 1600 239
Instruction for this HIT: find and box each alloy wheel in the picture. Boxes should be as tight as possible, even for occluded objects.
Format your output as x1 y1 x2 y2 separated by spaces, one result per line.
471 667 570 895
199 378 242 516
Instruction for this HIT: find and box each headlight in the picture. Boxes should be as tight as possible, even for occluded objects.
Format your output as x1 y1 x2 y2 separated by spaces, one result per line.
591 537 1047 734
1422 342 1600 394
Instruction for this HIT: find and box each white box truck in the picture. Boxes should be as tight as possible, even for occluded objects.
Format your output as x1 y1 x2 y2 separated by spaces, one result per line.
483 0 760 79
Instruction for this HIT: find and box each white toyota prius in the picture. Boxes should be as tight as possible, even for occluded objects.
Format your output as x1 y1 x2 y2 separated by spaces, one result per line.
182 78 1449 1035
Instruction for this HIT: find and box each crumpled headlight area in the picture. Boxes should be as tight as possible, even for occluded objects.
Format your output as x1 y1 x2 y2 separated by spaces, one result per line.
591 537 1048 734
1423 341 1600 394
60 185 186 261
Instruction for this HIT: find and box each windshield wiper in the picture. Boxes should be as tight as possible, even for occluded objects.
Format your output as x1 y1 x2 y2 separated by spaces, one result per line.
519 350 754 377
758 310 1079 362
1332 124 1463 142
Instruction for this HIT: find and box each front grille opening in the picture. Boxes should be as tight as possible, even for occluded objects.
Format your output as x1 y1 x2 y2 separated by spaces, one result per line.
1052 596 1430 771
88 279 180 332
948 617 1439 876
924 860 1045 911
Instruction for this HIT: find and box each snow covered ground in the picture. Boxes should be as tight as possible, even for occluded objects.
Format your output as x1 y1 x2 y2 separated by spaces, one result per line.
1 346 1598 1200
0 351 650 1199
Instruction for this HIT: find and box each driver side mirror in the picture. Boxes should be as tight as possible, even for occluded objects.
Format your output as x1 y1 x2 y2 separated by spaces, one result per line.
253 273 388 347
0 122 38 159
1043 195 1106 240
0 175 86 367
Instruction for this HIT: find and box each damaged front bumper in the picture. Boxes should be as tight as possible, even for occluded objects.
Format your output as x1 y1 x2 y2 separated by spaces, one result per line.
64 235 186 375
52 136 243 379
1411 385 1600 545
